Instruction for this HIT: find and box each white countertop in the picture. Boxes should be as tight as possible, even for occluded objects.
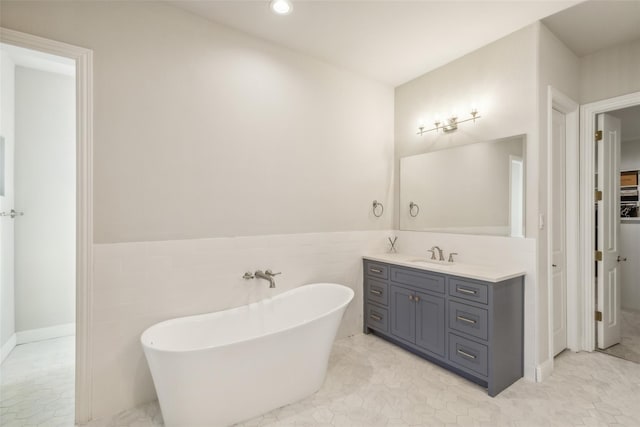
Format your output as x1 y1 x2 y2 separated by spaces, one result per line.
363 253 526 283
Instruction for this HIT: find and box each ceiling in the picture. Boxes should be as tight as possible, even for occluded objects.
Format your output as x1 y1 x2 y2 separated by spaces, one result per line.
168 1 579 86
542 0 640 57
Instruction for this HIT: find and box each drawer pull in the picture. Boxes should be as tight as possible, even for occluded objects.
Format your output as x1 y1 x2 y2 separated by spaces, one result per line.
409 295 414 301
457 315 476 324
457 349 476 359
457 287 477 295
370 268 383 274
370 314 382 321
370 289 383 295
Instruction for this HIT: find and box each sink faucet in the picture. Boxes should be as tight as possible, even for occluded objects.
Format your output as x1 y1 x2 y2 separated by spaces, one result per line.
430 246 445 261
254 269 281 288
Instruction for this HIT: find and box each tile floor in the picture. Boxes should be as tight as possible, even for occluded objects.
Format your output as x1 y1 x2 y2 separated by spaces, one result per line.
600 309 640 364
90 333 640 427
4 333 640 427
0 336 75 427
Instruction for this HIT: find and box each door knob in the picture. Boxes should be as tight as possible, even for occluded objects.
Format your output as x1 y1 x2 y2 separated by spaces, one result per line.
617 256 627 262
0 209 24 219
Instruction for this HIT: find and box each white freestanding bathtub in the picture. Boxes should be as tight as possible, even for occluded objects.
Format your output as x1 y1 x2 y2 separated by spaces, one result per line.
141 283 354 427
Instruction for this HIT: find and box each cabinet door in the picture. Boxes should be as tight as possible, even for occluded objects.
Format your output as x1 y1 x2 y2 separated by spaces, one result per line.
390 285 415 343
415 291 446 357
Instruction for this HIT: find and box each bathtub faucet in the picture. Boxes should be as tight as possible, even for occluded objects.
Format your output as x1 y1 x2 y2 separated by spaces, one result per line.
254 269 281 288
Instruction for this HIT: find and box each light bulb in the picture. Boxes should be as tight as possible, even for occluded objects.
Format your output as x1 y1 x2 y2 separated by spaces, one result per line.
270 0 293 15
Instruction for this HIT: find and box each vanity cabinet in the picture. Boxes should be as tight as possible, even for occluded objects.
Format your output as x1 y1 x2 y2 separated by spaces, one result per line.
363 259 524 397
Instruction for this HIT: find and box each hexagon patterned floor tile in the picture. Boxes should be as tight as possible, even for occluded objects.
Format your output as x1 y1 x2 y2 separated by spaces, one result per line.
4 333 640 426
0 336 75 427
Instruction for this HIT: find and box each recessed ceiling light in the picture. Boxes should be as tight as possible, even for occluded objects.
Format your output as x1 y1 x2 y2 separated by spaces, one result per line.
270 0 293 15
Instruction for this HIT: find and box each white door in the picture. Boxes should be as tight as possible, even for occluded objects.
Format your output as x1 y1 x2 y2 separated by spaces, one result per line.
552 109 567 356
597 113 622 350
1 50 16 355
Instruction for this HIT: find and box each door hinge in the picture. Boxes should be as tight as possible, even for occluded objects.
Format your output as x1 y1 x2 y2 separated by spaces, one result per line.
595 251 603 261
595 190 603 201
595 311 603 322
595 130 603 141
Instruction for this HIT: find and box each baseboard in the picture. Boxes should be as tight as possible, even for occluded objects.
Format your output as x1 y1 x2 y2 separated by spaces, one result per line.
16 323 75 345
1 333 17 363
523 364 536 382
535 358 554 382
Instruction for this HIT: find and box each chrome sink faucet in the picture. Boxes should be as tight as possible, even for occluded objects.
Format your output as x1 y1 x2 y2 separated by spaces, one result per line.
430 246 445 261
254 269 281 288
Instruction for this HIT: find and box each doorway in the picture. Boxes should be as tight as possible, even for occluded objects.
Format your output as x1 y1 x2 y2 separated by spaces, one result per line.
580 91 640 360
0 42 77 424
0 27 93 424
595 105 640 364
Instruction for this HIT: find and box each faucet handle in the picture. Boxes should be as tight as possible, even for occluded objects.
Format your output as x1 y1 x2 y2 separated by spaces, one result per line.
265 269 281 276
427 249 436 260
448 253 458 263
242 272 255 279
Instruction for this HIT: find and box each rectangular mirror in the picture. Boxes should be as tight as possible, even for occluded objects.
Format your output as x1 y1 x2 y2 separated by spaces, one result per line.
400 135 526 237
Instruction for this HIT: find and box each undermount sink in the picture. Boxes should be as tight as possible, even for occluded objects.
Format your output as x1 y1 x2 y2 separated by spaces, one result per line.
409 258 455 266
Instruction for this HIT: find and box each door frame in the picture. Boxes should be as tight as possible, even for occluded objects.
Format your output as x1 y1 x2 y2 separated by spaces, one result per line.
579 91 640 352
0 27 94 423
546 86 579 371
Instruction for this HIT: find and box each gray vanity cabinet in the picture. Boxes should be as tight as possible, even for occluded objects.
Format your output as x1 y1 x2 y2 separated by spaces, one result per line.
363 259 524 397
389 284 446 357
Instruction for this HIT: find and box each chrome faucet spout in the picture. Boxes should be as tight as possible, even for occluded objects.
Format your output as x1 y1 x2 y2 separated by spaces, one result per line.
431 246 445 261
254 269 281 288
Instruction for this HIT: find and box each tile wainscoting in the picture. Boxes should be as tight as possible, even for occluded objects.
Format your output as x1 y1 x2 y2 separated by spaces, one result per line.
90 230 536 422
91 230 392 420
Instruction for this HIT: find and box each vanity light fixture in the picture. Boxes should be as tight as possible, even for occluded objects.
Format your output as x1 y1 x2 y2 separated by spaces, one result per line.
417 109 480 135
270 0 293 15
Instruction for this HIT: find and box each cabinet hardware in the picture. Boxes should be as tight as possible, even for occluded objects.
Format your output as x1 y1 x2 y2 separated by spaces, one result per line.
370 314 382 321
595 311 602 321
408 295 414 301
414 295 420 302
457 349 476 359
457 316 476 324
595 251 603 261
457 287 477 295
370 289 382 295
370 268 382 273
595 130 602 141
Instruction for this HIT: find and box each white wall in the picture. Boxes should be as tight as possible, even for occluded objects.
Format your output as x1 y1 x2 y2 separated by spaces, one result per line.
14 66 76 333
621 138 640 171
394 25 539 238
0 0 395 420
0 51 16 352
0 1 394 244
580 38 640 104
394 25 542 377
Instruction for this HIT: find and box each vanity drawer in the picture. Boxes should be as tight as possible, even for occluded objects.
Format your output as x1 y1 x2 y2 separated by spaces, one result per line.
365 279 389 306
366 305 389 333
448 278 488 305
448 333 488 377
390 267 445 294
449 300 488 341
365 261 389 280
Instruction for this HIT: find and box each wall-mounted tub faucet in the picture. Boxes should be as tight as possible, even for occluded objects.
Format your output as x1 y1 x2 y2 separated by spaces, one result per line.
254 269 281 288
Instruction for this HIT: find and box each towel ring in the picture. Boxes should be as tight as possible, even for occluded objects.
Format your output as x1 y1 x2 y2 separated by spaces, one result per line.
409 201 420 217
372 200 384 217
